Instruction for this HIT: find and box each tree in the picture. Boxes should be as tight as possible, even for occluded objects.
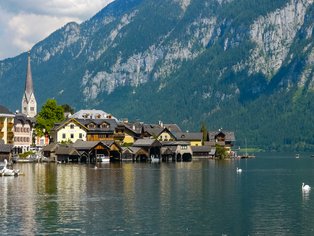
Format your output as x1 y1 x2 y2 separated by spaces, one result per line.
200 122 208 145
61 104 75 114
215 144 228 159
35 99 65 137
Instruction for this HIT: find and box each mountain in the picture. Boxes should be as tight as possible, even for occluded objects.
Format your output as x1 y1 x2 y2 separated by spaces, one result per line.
0 0 314 151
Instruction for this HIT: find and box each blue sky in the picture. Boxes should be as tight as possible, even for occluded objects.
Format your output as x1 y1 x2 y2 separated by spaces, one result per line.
0 0 114 60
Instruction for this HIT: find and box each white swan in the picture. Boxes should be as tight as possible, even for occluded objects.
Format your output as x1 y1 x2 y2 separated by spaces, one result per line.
236 167 242 173
302 183 311 191
2 159 19 176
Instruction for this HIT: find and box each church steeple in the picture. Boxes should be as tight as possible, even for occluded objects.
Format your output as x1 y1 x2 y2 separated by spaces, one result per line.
22 51 37 117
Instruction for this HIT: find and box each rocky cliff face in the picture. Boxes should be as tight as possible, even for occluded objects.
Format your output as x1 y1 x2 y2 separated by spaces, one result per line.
248 0 313 78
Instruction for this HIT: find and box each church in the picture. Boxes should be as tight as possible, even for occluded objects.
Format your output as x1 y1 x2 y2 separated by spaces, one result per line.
13 52 38 154
21 51 37 118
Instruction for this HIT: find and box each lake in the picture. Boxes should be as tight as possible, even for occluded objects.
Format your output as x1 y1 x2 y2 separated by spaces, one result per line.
1 153 314 235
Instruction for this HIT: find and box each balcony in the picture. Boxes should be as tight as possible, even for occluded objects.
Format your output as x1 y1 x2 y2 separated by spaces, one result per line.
114 133 125 140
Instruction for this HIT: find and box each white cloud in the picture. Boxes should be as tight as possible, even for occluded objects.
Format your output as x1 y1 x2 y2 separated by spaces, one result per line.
0 0 115 60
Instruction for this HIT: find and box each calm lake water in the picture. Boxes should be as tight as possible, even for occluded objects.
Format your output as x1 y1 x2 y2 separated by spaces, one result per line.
1 153 314 235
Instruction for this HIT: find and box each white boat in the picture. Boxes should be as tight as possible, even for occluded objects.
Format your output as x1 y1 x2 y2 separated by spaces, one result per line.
296 154 300 159
0 159 20 176
97 154 110 163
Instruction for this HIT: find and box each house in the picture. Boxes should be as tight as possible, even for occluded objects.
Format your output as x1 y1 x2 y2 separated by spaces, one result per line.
161 141 193 162
0 105 15 145
133 138 162 162
191 146 216 159
13 113 33 154
42 143 59 161
78 118 118 142
207 130 235 151
173 132 203 146
121 146 148 161
70 109 117 120
114 122 143 145
35 134 50 147
50 118 88 143
142 124 177 141
72 140 122 163
55 145 80 163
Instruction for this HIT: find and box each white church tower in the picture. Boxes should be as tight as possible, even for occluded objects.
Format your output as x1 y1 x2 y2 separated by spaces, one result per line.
22 51 37 118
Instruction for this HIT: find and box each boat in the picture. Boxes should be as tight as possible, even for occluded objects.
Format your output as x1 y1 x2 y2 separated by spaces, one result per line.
240 138 255 159
97 154 110 163
296 154 300 159
0 159 20 176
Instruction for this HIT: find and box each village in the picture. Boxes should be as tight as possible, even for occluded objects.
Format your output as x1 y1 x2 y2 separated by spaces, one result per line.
0 53 236 165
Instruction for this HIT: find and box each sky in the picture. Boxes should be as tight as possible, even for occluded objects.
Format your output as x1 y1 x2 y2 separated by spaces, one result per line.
0 0 115 60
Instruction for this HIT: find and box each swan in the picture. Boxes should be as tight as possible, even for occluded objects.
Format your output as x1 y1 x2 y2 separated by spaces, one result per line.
302 183 311 191
236 167 242 173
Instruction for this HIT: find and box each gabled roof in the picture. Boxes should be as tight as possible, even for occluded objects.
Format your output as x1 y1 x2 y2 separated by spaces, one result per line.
0 143 13 153
161 141 190 146
173 132 203 141
143 124 164 137
122 146 147 155
0 105 14 117
123 122 143 135
54 118 88 131
73 140 105 150
70 109 117 120
77 118 117 132
208 131 235 142
163 124 182 132
133 138 162 147
55 145 79 156
42 143 58 152
161 146 176 155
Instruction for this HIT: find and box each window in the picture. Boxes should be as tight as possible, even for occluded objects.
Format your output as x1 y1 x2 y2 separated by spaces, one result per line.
70 134 74 139
79 133 83 139
88 123 96 128
30 107 34 111
70 124 75 129
62 133 66 139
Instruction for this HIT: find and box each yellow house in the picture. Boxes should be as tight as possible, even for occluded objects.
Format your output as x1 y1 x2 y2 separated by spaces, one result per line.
114 122 142 145
157 128 176 141
0 105 15 145
51 118 88 143
174 132 203 146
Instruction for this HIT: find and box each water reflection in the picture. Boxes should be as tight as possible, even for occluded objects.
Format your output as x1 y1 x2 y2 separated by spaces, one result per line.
1 157 314 235
302 190 310 201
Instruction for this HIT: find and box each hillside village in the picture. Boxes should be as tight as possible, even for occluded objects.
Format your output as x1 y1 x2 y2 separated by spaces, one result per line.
0 53 236 163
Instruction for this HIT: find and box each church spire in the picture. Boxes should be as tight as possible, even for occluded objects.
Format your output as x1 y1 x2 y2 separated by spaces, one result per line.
22 51 37 117
25 51 34 102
